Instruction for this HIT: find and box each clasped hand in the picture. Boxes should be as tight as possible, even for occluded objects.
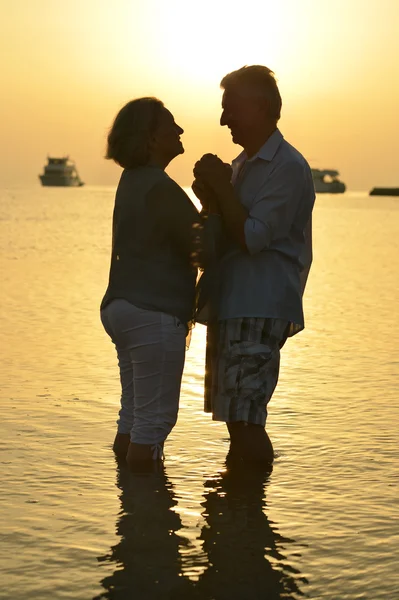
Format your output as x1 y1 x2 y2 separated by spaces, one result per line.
192 154 232 212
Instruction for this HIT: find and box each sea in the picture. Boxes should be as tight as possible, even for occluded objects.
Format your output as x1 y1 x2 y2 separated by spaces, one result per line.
0 185 398 600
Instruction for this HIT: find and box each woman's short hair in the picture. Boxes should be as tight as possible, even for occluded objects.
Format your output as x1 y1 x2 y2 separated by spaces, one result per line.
106 97 164 169
220 65 282 121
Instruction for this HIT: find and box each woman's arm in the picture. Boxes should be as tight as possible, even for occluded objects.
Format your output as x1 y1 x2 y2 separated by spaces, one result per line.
146 177 223 268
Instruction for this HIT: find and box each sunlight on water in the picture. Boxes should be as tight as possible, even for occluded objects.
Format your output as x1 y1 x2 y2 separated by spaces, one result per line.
0 186 398 599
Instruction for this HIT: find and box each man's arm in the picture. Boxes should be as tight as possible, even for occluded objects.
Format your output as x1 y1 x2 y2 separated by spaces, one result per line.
242 160 306 255
209 185 248 251
194 154 308 255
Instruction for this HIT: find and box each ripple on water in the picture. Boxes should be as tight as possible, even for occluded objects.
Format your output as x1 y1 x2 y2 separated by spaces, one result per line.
0 188 398 599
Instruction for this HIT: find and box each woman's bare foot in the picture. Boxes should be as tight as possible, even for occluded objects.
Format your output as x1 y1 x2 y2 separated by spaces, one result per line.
126 442 165 472
112 433 130 459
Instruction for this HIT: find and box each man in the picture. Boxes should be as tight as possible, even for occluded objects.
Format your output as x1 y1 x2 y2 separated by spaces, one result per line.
193 65 315 466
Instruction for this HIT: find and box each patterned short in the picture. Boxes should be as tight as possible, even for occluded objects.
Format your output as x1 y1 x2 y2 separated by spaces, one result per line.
204 317 289 426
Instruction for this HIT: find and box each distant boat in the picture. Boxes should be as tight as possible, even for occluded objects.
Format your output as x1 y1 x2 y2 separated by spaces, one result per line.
39 156 84 187
311 169 346 194
369 187 399 196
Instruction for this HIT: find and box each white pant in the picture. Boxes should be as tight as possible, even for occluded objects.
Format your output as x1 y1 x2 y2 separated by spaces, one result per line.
101 300 186 450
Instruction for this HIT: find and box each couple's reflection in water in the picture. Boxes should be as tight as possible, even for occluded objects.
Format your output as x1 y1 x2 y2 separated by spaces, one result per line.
95 461 308 600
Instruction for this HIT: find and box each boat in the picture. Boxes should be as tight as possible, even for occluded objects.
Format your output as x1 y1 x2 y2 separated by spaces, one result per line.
369 187 399 196
39 156 84 187
311 169 346 193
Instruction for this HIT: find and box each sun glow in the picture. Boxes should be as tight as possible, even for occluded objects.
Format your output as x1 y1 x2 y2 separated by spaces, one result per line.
1 0 399 188
148 1 297 89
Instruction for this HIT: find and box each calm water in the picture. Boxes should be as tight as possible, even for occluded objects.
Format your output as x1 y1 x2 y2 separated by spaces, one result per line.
0 185 398 600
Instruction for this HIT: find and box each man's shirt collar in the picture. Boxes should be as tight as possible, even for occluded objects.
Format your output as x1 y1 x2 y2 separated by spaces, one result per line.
232 129 284 166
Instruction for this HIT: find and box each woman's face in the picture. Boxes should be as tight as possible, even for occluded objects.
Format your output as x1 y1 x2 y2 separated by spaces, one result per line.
151 108 184 165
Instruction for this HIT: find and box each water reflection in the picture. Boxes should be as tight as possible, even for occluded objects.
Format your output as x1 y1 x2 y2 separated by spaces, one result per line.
197 465 308 599
96 462 308 599
94 463 192 599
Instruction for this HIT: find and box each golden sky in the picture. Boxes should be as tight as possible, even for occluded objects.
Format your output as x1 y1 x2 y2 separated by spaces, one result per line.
1 0 398 190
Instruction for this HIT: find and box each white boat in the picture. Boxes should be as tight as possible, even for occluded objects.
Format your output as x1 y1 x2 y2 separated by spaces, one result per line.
311 169 345 193
39 156 84 187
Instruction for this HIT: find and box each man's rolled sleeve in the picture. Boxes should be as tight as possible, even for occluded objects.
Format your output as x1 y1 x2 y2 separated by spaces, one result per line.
244 161 305 255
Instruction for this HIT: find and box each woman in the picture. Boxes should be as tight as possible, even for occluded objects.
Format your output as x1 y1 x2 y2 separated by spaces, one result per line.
101 97 220 468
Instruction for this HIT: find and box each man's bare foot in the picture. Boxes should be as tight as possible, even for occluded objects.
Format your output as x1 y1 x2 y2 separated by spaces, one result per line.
112 433 130 459
227 422 274 465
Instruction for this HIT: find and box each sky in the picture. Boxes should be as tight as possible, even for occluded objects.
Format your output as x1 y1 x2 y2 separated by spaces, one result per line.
1 0 398 190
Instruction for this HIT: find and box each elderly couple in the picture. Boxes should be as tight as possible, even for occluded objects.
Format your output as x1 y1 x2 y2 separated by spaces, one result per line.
100 65 315 471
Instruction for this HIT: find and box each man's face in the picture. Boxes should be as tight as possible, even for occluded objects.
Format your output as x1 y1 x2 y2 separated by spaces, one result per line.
220 87 266 148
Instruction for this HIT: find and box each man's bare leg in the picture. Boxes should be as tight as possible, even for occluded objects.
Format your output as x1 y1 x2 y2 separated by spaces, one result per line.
227 422 274 465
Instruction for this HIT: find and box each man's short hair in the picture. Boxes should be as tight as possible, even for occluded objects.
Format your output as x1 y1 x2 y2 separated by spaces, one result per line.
220 65 282 121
